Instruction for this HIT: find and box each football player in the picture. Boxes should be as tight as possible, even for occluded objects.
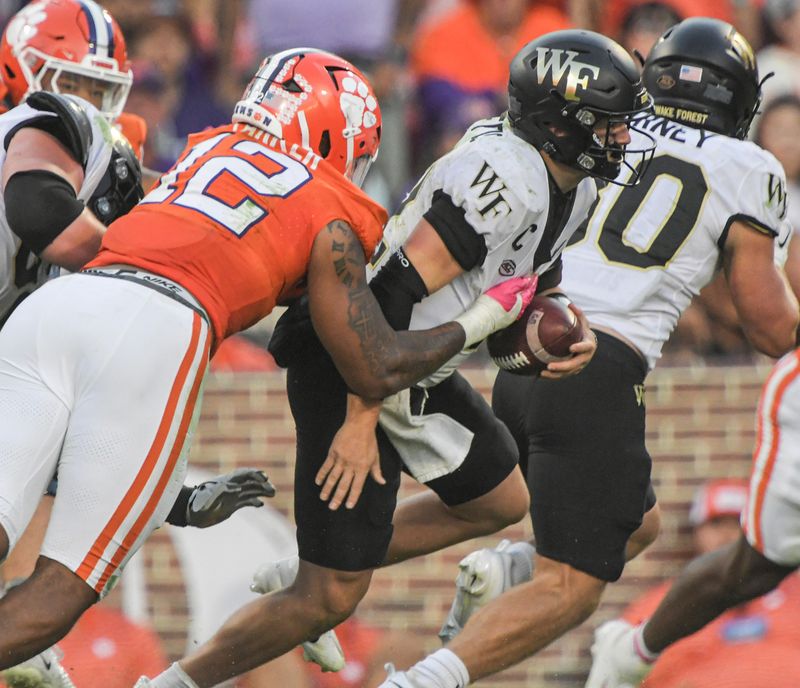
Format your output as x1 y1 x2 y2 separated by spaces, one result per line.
0 0 142 328
136 30 655 688
427 17 800 688
0 4 280 687
586 346 800 688
0 46 533 688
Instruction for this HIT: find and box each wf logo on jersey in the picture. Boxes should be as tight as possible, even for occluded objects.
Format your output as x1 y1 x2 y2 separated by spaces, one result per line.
470 163 511 218
534 47 600 101
766 173 788 220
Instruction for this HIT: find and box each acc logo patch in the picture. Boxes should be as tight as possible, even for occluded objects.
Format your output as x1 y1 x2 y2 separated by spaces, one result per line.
499 259 516 276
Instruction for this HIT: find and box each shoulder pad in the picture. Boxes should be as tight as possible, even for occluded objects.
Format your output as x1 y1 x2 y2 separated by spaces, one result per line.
25 92 93 167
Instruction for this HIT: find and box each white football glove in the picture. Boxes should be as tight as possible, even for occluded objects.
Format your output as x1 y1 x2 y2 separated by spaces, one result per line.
454 275 538 348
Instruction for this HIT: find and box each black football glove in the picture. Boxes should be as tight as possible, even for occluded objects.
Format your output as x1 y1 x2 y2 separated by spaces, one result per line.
183 468 276 529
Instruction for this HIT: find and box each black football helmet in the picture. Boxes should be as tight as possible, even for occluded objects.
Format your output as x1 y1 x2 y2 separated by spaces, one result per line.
88 127 144 225
508 29 655 185
643 18 762 139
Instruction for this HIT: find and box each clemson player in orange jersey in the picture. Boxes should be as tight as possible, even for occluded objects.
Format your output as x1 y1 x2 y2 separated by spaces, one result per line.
0 46 535 688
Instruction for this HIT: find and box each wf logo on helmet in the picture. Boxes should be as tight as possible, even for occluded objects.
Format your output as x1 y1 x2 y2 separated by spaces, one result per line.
729 30 756 71
534 48 600 101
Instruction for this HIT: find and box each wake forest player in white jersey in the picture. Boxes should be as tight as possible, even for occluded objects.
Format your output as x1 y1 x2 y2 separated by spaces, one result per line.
0 92 143 327
424 17 800 688
208 30 655 688
366 111 597 389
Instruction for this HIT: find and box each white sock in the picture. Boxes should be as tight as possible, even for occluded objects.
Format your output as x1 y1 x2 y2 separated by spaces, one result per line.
148 662 201 688
407 648 470 688
633 623 659 663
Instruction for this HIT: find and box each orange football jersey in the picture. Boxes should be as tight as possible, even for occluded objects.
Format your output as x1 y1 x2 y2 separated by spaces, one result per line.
88 123 388 345
115 112 147 161
623 575 800 688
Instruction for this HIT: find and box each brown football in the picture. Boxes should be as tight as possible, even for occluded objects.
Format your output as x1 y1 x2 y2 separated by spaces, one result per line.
487 295 584 376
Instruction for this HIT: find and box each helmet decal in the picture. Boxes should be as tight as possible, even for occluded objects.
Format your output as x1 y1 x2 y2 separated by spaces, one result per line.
4 5 47 52
533 47 600 101
730 30 756 72
77 0 116 59
233 49 381 187
339 74 378 134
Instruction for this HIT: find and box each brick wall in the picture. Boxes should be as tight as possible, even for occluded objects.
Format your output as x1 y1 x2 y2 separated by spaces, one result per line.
129 361 772 687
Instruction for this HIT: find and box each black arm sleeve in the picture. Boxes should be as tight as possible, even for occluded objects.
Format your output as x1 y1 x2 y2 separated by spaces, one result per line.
537 257 563 291
4 170 85 254
423 189 487 271
368 247 429 330
165 485 194 527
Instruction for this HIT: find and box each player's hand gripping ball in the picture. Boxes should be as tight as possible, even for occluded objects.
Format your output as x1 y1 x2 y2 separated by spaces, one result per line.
487 294 585 375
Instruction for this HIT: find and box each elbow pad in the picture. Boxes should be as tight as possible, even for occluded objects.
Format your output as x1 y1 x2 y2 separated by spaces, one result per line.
4 170 84 254
369 248 429 330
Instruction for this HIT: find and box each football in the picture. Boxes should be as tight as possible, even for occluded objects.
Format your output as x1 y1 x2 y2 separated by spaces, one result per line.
487 294 585 375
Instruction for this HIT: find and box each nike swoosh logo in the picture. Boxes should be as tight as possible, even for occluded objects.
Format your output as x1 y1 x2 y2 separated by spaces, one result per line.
42 657 52 670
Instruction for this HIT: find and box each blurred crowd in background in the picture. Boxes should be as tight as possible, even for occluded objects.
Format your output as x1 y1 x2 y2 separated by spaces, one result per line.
2 0 798 362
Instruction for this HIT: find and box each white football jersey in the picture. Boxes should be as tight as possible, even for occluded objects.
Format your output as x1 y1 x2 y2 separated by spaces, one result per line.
561 113 790 370
0 98 113 326
368 115 597 386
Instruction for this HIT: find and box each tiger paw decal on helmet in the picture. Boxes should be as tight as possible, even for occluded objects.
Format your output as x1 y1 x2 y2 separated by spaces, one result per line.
340 74 378 135
233 48 381 188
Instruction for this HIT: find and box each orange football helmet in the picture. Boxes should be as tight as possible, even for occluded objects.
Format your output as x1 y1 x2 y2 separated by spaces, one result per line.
233 48 381 187
0 0 132 120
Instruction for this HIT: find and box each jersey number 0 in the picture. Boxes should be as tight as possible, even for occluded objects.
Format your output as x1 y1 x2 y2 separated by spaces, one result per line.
596 155 709 268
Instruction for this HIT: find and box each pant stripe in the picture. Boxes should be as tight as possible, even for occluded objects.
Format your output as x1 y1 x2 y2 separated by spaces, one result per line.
76 314 206 590
748 352 800 551
95 315 211 592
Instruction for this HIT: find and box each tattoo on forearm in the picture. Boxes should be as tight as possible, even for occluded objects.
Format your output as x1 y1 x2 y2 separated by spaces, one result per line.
326 220 392 373
325 219 465 387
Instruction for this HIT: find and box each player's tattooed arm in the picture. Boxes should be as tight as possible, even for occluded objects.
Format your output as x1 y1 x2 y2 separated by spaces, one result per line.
308 219 466 399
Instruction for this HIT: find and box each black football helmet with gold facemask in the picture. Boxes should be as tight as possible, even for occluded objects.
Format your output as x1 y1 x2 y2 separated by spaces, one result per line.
508 29 655 186
643 17 762 140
